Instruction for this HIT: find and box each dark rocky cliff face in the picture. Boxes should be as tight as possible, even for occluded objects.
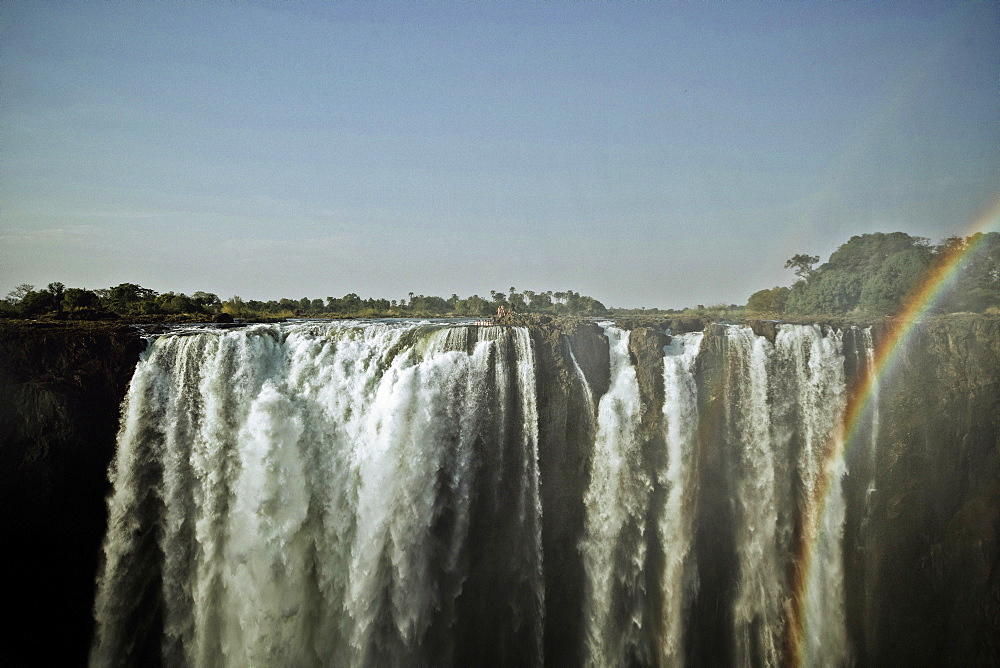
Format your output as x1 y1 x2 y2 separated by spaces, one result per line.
531 324 602 667
2 317 996 666
0 322 145 667
841 316 1000 667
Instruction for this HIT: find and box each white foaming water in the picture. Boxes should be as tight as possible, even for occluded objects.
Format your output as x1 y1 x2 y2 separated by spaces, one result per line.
862 327 880 502
658 332 703 666
566 342 597 421
91 319 859 667
91 322 544 668
726 326 785 668
725 324 850 668
776 325 848 668
581 325 648 667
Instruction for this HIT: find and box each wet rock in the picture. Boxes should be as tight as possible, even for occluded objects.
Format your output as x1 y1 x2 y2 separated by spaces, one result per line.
748 319 779 343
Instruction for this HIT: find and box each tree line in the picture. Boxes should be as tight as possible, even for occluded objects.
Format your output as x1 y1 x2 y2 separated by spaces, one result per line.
747 231 1000 316
0 283 609 320
6 231 995 321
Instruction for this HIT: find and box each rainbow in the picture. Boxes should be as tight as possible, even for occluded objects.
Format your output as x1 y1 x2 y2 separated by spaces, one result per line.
788 195 1000 666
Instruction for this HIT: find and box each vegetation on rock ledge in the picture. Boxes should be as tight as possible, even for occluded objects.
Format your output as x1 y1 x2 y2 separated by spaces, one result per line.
748 231 1000 317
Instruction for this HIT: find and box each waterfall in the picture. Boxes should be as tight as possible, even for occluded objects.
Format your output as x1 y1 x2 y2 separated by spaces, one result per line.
857 326 880 665
91 320 859 667
657 332 703 666
566 342 596 420
724 324 849 668
726 326 786 668
862 327 879 502
580 324 649 666
776 326 848 668
91 322 544 668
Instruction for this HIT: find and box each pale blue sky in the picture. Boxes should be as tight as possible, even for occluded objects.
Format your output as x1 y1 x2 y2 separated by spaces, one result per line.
2 1 997 308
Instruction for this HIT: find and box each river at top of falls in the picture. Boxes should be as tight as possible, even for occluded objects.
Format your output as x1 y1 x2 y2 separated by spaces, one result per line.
91 320 866 668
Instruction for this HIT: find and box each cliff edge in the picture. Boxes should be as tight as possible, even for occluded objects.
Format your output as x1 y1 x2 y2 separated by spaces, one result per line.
0 321 145 667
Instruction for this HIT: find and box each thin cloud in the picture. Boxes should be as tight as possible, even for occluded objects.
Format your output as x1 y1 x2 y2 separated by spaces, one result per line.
0 225 107 240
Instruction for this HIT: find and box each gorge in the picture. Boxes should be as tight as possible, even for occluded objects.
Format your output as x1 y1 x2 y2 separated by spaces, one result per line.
1 317 997 667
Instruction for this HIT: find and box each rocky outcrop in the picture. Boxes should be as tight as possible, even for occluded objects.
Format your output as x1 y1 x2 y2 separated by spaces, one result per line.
842 315 1000 667
0 322 145 667
684 322 741 666
530 324 596 666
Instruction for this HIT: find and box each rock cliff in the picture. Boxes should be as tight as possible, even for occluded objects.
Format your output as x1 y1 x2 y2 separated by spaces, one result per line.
842 316 1000 666
0 322 145 667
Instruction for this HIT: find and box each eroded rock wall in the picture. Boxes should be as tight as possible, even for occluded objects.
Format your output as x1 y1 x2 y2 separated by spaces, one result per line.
0 322 145 667
843 316 1000 667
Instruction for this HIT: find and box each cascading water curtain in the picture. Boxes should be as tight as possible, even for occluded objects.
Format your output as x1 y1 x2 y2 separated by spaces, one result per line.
580 325 648 666
93 320 856 667
579 324 849 668
91 322 544 668
724 324 849 668
657 331 704 667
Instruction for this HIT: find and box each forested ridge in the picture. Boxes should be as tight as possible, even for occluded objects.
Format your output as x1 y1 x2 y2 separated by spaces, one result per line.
0 284 610 320
4 231 997 322
748 231 999 316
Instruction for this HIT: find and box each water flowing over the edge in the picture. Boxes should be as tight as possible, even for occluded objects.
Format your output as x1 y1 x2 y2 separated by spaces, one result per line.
581 325 648 666
91 322 543 667
91 321 866 667
577 324 850 667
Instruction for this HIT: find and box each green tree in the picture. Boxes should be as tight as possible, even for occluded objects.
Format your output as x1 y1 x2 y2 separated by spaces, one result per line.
340 293 362 313
786 270 864 314
577 296 608 316
455 295 491 316
6 283 34 304
106 283 159 314
221 296 247 317
936 232 1000 312
783 233 934 315
62 288 101 311
509 291 527 311
192 291 221 311
527 291 553 311
826 232 929 274
746 286 789 314
858 249 932 313
155 292 200 314
784 254 819 279
17 282 71 315
18 289 60 315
